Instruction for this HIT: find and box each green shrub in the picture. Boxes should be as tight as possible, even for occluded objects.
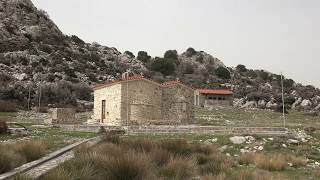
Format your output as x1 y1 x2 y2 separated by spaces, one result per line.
124 51 135 58
236 64 248 72
137 51 151 63
151 58 176 76
0 100 17 112
215 67 231 79
164 50 178 60
186 47 197 57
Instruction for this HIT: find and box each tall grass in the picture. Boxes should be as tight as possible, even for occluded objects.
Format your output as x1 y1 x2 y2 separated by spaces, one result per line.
0 140 48 173
44 137 234 180
159 157 196 180
254 154 288 171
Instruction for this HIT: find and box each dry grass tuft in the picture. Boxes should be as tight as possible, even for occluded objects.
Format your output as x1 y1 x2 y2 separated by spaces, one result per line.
239 153 255 165
254 154 287 171
150 148 171 167
159 157 197 180
15 141 47 162
0 140 48 173
0 149 26 173
285 154 308 168
199 153 233 175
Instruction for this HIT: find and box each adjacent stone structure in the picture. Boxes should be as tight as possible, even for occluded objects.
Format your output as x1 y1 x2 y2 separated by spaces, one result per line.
90 75 194 126
195 89 233 107
45 108 76 124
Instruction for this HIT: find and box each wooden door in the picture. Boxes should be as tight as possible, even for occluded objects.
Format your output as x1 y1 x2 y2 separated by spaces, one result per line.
101 100 106 123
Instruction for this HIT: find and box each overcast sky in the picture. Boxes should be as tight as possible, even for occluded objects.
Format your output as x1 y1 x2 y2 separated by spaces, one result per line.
32 0 320 87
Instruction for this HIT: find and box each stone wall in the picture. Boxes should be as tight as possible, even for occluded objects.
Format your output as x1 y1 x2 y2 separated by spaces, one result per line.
92 79 195 126
50 108 76 124
121 79 162 125
162 84 194 124
92 83 122 126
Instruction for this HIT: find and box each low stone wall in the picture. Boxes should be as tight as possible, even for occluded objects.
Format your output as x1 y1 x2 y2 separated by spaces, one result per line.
59 125 288 135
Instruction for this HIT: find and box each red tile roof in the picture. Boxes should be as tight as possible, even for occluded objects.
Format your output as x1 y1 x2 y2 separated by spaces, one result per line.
198 89 233 95
92 76 194 91
161 80 180 87
92 75 146 90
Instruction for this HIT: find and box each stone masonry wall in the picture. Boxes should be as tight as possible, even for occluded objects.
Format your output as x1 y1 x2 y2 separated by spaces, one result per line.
121 80 162 125
51 108 76 124
92 84 122 126
162 84 194 124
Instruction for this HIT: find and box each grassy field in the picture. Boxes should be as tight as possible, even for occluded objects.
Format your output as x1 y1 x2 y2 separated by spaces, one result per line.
195 107 320 128
29 133 320 180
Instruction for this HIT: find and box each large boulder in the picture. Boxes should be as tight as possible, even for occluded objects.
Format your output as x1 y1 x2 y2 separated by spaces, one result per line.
300 99 312 110
233 98 245 108
241 101 257 109
258 100 267 109
266 101 278 109
292 97 302 109
230 136 246 144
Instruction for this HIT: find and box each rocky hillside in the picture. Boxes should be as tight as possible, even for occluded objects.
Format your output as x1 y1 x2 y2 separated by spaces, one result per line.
0 0 319 113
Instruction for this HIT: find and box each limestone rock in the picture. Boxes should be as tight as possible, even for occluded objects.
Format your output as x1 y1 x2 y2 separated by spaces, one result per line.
230 136 246 144
233 98 245 108
301 99 312 108
258 100 267 108
287 139 299 144
241 101 257 109
204 138 218 144
266 101 278 109
292 97 302 109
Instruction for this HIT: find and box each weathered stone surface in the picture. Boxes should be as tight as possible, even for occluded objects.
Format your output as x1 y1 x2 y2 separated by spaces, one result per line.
230 136 246 144
92 78 194 126
46 108 76 124
301 99 312 108
233 98 245 108
241 101 257 109
266 101 278 109
288 139 299 144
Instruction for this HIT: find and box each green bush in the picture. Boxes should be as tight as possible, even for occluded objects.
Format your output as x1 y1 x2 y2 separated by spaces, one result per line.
0 100 17 112
151 58 176 76
164 50 178 60
215 67 231 79
124 51 135 58
236 64 248 72
186 47 197 57
137 51 151 63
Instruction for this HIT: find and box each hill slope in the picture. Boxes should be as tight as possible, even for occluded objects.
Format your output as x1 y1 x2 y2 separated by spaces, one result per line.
0 0 319 112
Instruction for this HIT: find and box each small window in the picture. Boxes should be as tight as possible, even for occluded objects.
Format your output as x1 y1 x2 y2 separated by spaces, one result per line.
182 103 187 112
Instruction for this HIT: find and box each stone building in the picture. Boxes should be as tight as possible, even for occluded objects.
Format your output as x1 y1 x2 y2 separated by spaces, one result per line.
45 108 77 124
90 75 194 126
194 89 233 107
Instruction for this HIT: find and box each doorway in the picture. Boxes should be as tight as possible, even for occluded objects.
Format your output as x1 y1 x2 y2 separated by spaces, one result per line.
101 100 106 123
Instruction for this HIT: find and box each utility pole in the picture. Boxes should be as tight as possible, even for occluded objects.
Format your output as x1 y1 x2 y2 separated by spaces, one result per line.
38 75 42 113
281 72 286 129
27 83 31 111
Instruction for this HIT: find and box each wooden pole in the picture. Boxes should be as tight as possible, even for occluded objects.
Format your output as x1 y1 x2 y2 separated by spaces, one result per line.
281 72 286 129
